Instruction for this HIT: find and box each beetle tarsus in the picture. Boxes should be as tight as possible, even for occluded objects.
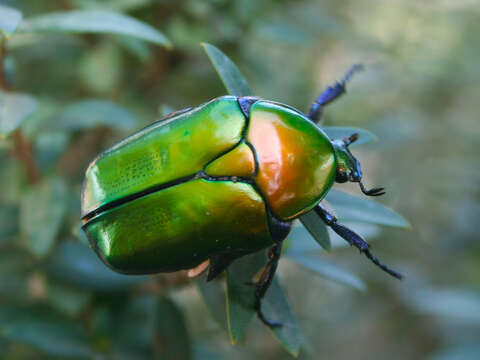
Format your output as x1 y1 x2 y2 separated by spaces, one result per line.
252 243 283 328
307 64 364 124
359 181 386 196
314 203 403 280
256 302 283 328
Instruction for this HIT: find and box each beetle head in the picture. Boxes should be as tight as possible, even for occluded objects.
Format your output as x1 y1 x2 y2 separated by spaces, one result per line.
332 133 385 196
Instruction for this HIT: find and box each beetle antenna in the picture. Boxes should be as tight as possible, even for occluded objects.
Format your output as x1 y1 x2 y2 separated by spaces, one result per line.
359 181 385 196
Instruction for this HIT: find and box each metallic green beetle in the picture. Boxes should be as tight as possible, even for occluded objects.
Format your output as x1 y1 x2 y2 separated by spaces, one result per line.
81 66 401 328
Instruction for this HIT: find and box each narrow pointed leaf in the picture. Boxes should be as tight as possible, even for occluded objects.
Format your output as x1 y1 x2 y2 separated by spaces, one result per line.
202 42 252 96
288 254 366 291
322 126 377 146
285 222 325 255
326 189 410 228
19 10 171 47
226 252 265 344
207 42 258 343
262 278 302 357
196 278 228 330
299 210 331 250
208 43 302 352
0 91 37 136
155 297 192 360
0 5 22 36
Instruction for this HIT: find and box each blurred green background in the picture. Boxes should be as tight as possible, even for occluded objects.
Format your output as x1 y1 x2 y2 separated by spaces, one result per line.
1 0 479 359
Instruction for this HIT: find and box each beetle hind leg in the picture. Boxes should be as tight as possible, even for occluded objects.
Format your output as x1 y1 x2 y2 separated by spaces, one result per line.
307 64 364 124
207 251 246 281
252 243 283 328
314 203 403 280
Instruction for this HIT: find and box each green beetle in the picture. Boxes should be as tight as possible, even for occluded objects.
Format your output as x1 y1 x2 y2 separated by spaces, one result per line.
81 65 401 327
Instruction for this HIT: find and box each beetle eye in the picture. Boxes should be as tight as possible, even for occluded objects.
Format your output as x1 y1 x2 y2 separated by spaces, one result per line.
336 171 348 183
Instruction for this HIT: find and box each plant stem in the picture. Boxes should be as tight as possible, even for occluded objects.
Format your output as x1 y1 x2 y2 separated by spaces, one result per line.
0 38 8 90
12 130 40 184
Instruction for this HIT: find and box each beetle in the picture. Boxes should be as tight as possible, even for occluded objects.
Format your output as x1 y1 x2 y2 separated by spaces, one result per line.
81 65 402 328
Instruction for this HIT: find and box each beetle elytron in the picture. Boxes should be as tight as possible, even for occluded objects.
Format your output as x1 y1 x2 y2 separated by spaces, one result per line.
81 65 402 328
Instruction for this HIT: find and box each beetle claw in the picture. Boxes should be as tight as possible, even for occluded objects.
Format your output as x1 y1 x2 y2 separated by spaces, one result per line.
359 182 385 196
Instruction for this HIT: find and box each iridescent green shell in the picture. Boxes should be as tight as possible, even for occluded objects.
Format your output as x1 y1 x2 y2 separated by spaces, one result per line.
81 96 337 274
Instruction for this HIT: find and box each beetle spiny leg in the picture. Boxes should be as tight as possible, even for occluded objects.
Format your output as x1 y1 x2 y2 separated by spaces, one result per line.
315 203 403 280
328 221 403 280
307 64 364 124
343 132 360 146
363 248 404 280
341 64 364 85
253 243 283 328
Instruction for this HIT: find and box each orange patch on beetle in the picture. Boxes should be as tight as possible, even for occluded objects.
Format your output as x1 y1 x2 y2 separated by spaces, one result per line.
248 107 335 220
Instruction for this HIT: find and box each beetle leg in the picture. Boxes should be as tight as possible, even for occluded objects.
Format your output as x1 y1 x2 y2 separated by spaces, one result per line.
207 251 246 281
314 203 403 280
307 64 364 124
253 243 283 328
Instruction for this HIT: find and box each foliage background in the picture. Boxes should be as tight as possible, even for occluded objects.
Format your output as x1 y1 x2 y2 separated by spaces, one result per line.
1 0 479 359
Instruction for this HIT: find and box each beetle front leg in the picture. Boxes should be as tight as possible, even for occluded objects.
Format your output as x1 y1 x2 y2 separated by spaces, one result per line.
307 64 363 124
253 242 283 328
314 203 403 279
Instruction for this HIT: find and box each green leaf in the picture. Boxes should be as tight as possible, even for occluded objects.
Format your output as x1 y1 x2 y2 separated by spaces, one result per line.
326 189 411 228
322 126 378 146
262 278 302 357
19 10 171 48
46 240 148 291
0 304 92 357
57 99 137 130
202 42 252 96
0 91 37 137
155 297 192 360
288 254 366 291
20 177 68 257
0 5 22 37
195 278 228 330
226 253 302 356
115 35 152 63
299 210 331 251
207 43 257 343
226 252 265 344
208 43 302 354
